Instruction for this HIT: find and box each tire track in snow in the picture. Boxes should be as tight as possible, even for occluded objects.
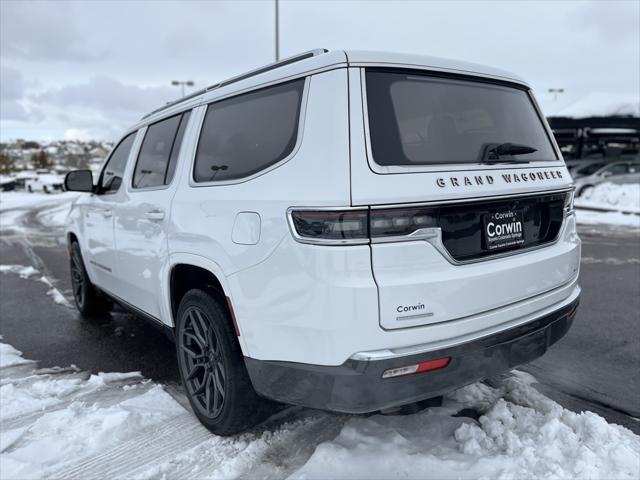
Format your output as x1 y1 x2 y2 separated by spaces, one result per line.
1 368 152 431
47 413 212 480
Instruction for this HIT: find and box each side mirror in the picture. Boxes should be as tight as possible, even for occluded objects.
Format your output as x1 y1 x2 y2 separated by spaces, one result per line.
601 171 612 178
64 170 94 192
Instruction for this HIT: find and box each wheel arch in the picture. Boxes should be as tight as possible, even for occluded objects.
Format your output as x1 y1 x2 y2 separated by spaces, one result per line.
166 254 248 355
67 231 79 250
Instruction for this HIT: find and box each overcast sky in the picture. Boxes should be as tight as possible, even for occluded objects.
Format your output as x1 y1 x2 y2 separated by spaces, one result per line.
1 0 638 142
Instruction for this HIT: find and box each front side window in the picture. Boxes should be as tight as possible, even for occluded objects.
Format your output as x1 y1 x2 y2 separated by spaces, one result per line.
133 111 191 189
193 79 304 182
365 69 558 167
100 132 136 193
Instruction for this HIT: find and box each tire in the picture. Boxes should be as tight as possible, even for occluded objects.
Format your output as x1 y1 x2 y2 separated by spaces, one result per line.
27 185 33 193
43 185 50 194
176 289 272 435
69 242 112 317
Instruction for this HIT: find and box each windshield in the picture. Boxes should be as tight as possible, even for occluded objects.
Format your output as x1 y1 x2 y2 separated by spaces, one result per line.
365 69 558 166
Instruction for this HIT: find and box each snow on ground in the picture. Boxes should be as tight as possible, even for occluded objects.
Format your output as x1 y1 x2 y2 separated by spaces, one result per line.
0 344 182 479
292 372 640 480
0 191 76 213
1 339 638 480
0 339 34 369
576 182 640 214
575 209 640 228
0 264 71 308
574 182 640 227
573 183 640 227
0 191 78 231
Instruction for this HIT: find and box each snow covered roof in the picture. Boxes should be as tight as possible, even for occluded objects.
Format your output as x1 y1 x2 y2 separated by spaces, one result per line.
550 93 640 119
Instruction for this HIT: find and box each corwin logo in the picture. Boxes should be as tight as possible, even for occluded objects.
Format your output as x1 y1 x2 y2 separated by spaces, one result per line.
486 219 522 237
397 303 426 313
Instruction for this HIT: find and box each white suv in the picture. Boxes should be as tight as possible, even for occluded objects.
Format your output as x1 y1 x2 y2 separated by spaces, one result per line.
64 49 581 435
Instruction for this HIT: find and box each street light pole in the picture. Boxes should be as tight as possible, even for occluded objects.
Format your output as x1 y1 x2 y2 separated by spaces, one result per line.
171 80 194 97
275 0 280 62
548 88 565 101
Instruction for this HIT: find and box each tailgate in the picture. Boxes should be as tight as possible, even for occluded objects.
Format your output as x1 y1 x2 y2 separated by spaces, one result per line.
370 192 579 330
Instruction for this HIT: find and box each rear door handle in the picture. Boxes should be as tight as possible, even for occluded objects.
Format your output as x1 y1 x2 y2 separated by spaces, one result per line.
144 210 165 221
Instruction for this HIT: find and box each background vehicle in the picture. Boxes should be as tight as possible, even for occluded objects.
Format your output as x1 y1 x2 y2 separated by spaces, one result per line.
0 175 17 192
569 160 609 178
548 116 640 161
574 160 640 196
64 50 580 435
25 170 65 193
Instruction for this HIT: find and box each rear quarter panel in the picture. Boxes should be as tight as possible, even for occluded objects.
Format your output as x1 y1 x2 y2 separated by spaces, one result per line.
168 68 352 355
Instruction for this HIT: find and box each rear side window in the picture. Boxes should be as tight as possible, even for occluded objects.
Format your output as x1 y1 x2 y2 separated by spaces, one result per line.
133 111 191 189
193 79 304 182
365 69 558 166
100 132 136 193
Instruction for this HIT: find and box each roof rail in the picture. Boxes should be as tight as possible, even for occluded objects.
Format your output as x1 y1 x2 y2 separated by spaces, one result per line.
141 48 328 120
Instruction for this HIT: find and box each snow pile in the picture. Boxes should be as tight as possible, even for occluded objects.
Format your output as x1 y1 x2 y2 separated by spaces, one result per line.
576 182 640 213
292 372 640 480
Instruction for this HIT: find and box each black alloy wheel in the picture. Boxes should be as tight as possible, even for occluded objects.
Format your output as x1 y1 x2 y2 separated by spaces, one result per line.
69 242 112 317
179 306 227 418
175 289 273 435
70 247 85 309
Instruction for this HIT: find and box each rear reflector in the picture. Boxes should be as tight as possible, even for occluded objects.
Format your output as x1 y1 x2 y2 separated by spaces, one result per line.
381 357 451 379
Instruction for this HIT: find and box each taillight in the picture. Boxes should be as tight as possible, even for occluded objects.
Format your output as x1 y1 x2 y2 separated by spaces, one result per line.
289 209 369 244
370 207 437 239
564 190 575 215
289 207 440 245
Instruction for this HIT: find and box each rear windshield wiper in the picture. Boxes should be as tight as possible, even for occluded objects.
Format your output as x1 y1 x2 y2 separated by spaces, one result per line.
481 143 537 164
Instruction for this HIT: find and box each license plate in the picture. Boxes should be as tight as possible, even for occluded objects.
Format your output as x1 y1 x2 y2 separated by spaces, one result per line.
483 209 525 251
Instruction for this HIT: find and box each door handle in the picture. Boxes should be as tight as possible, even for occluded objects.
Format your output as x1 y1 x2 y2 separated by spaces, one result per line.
102 209 113 218
144 210 165 221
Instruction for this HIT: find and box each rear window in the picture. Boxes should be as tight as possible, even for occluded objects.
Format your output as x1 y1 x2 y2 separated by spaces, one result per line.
193 79 304 182
365 69 558 166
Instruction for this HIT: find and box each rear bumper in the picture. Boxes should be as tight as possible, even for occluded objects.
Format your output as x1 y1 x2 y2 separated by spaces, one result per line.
245 295 579 413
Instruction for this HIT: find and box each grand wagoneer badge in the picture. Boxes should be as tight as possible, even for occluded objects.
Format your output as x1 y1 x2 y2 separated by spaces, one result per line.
436 170 565 188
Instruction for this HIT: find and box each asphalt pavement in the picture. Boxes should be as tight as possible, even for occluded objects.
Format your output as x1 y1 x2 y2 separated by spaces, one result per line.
1 205 638 432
